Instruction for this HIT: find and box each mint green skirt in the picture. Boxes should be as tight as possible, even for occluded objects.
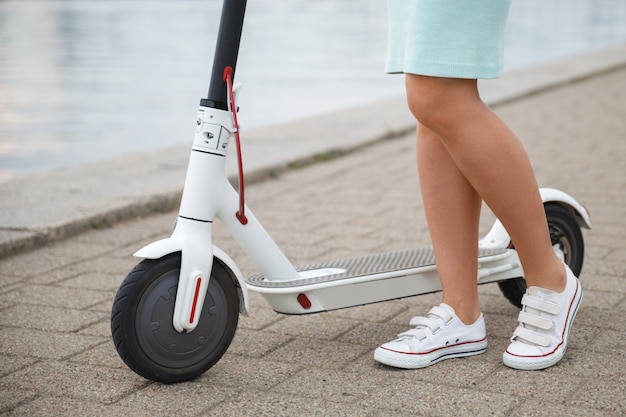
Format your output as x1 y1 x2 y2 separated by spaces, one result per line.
386 0 512 79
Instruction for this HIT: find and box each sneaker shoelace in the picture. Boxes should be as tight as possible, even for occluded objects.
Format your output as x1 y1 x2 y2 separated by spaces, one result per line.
396 305 453 342
512 289 560 347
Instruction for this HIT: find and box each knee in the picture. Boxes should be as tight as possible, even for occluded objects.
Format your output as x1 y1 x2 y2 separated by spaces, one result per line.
405 75 479 133
406 87 442 130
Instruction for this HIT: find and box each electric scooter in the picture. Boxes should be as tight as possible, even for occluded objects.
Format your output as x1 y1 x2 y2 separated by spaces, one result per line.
110 0 590 383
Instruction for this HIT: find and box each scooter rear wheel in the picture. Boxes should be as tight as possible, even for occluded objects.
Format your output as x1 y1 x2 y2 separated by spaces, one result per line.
111 252 239 383
498 203 585 308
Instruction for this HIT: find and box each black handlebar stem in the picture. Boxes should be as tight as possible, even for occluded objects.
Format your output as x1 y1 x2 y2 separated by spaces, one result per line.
201 0 247 110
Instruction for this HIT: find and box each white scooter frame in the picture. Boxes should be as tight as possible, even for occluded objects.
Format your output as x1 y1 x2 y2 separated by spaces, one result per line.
110 0 590 383
134 100 590 333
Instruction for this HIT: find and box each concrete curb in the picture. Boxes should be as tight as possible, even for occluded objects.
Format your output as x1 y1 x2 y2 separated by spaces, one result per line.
1 42 625 259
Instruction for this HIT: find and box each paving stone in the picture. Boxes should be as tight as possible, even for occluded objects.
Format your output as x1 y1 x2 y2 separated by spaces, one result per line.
579 273 626 293
588 328 626 354
0 388 38 414
115 382 236 417
271 367 387 405
5 395 156 417
77 317 112 338
57 271 128 292
226 327 294 358
0 304 105 332
202 389 370 417
262 313 361 341
541 350 626 379
263 337 371 369
0 274 23 289
477 367 585 402
198 354 303 391
567 376 626 415
576 306 626 331
85 298 115 313
1 327 105 360
70 254 142 276
69 340 127 370
0 360 146 404
0 354 39 378
566 324 604 351
0 284 111 310
328 299 411 324
577 289 623 309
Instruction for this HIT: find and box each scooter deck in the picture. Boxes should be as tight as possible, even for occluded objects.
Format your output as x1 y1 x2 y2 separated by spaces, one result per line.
246 247 507 288
245 247 516 314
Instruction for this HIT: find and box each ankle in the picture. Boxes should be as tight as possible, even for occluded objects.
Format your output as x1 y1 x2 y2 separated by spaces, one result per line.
441 299 481 325
525 261 566 293
456 310 482 326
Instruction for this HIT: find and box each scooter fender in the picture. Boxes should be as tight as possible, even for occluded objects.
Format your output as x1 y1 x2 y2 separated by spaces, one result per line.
134 237 182 259
479 187 591 249
133 239 249 317
539 188 591 229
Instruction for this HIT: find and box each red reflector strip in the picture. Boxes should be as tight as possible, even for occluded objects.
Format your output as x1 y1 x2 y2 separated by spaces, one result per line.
189 277 202 324
297 293 312 309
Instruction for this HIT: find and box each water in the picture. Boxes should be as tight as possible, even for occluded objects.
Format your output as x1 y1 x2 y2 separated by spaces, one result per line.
1 0 625 183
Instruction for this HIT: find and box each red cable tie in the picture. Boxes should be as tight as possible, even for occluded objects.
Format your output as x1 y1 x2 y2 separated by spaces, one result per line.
223 66 248 225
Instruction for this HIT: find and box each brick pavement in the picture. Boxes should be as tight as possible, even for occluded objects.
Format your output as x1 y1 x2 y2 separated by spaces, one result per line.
1 67 625 416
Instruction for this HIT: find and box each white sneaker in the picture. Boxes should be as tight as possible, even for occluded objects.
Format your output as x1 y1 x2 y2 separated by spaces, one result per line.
374 303 487 369
503 263 583 370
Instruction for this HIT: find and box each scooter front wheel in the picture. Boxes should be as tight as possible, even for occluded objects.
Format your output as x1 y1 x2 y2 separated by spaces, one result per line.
498 203 585 308
111 252 239 383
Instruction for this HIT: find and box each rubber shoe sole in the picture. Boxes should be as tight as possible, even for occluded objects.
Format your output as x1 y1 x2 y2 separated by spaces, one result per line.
374 338 488 369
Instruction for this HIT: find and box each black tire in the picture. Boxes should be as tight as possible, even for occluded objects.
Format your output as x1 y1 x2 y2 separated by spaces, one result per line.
111 252 239 383
498 203 585 308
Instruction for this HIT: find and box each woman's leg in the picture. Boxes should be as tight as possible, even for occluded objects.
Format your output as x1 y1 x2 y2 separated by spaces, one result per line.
406 74 565 292
374 74 579 371
417 123 482 325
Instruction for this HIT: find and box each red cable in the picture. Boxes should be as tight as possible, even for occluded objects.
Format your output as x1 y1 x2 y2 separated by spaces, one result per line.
223 66 248 225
